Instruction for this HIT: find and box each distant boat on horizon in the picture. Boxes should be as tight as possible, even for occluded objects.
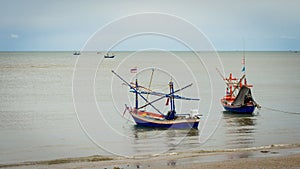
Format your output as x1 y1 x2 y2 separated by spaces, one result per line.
73 51 80 55
104 52 115 58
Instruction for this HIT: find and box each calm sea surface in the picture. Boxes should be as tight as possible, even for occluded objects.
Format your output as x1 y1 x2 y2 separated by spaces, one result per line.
0 51 299 164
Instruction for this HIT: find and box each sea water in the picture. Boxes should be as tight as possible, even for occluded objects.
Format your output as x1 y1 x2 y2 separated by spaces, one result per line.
0 51 299 164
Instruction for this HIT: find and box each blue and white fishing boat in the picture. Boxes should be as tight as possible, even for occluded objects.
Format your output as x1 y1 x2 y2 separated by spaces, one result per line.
112 70 201 129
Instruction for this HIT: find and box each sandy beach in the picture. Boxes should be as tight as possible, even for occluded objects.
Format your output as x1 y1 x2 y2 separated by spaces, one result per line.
155 154 300 169
2 145 300 169
2 154 300 169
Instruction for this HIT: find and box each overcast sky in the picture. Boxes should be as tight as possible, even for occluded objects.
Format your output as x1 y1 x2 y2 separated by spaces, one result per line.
0 0 299 51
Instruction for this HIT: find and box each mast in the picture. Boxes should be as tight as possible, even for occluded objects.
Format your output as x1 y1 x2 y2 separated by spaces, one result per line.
169 80 175 112
242 39 247 85
242 38 245 73
243 57 245 73
135 79 138 110
166 80 176 120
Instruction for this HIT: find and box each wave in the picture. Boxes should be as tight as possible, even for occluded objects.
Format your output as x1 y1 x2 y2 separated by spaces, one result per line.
150 143 300 157
193 143 300 154
0 155 113 168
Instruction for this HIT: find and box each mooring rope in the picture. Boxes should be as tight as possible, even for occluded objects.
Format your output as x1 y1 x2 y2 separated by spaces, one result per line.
262 106 300 115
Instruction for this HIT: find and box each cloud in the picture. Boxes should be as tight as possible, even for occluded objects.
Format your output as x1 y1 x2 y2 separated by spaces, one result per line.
10 33 19 39
280 35 297 40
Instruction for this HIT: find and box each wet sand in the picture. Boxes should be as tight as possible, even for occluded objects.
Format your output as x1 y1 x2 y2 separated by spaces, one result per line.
3 153 300 169
2 145 300 169
153 154 300 169
214 154 300 169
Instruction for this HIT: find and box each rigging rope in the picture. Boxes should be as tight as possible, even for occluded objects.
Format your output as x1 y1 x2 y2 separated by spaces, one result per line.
145 68 155 111
261 106 300 115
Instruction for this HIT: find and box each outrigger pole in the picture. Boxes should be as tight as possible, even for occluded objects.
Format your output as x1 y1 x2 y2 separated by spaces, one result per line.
146 68 155 101
112 70 164 116
137 83 194 110
232 74 245 94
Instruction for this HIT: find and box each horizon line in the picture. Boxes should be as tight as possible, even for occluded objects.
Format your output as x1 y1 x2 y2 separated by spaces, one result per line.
0 50 298 52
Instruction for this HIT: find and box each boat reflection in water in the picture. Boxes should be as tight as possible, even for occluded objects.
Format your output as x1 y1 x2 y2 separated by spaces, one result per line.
222 111 257 159
131 126 199 154
223 111 257 146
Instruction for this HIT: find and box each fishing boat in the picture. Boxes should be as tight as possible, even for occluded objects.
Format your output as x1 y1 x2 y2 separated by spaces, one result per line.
218 57 259 114
104 52 115 58
112 70 201 129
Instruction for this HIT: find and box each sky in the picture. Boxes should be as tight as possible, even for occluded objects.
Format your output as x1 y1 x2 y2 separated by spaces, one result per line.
0 0 299 51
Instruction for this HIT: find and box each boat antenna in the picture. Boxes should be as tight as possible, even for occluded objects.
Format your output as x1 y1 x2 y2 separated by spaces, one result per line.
242 38 246 76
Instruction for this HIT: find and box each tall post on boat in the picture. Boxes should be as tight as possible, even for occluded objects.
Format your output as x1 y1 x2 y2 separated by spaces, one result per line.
169 81 175 112
135 79 138 110
167 80 176 120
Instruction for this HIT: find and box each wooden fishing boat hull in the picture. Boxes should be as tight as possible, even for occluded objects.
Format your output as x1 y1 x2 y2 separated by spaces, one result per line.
221 100 255 114
223 104 255 114
130 112 200 129
221 85 257 114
